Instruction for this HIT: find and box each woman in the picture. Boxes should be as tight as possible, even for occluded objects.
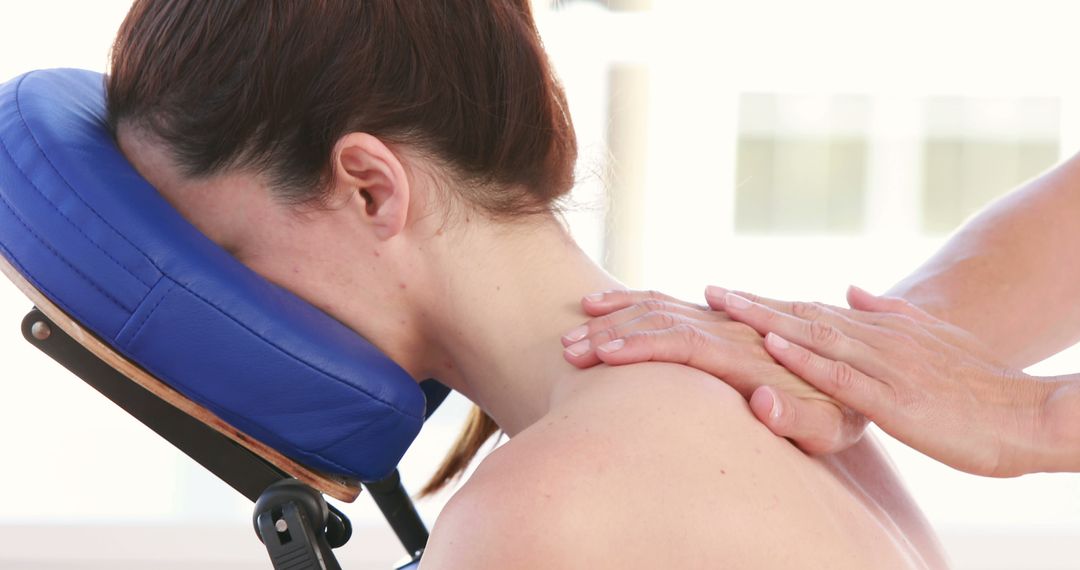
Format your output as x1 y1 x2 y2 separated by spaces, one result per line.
108 1 947 567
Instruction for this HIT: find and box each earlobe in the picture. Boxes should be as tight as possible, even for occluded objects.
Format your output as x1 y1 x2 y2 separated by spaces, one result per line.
333 133 411 240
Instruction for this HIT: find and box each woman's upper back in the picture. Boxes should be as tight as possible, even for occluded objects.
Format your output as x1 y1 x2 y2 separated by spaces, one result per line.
422 361 947 569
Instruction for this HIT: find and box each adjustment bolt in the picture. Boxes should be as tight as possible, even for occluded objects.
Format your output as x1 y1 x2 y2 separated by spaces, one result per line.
31 321 51 341
275 519 289 533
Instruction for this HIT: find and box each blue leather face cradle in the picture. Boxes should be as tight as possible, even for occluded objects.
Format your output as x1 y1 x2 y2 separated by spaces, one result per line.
0 69 432 481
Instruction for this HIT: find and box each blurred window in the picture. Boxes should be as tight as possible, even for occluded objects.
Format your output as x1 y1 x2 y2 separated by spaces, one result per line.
922 96 1059 232
735 94 871 234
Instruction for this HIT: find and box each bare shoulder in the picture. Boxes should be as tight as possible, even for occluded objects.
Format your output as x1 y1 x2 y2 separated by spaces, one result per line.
418 435 575 569
421 363 899 570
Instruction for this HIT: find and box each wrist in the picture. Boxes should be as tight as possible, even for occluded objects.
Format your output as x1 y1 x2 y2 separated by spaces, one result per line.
1032 376 1080 473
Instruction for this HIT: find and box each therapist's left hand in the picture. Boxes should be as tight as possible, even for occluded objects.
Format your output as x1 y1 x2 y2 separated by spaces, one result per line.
717 284 1067 477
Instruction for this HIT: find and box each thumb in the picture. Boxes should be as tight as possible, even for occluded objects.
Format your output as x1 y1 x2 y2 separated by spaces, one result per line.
749 386 861 455
703 285 729 311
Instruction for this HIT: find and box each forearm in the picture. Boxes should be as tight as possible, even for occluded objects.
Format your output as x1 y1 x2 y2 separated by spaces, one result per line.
886 151 1080 368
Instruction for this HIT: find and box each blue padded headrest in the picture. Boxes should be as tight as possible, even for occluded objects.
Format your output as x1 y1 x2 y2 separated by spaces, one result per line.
0 69 443 481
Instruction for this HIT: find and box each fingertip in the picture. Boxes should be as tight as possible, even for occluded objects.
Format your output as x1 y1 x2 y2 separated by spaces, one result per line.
764 332 792 352
562 348 591 368
848 284 873 297
594 339 638 366
845 284 876 310
561 324 589 347
582 292 606 305
580 290 627 316
563 342 602 369
749 386 778 424
580 291 608 313
704 285 728 308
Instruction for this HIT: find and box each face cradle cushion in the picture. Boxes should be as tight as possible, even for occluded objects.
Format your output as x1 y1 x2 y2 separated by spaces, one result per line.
0 68 432 482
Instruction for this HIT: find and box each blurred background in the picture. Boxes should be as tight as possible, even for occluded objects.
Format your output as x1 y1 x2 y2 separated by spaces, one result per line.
1 0 1079 568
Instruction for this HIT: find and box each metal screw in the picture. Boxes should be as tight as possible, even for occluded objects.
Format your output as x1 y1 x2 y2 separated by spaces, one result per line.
275 519 289 533
30 321 51 341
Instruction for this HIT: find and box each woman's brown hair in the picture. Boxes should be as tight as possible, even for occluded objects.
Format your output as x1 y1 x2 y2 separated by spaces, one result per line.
107 0 576 496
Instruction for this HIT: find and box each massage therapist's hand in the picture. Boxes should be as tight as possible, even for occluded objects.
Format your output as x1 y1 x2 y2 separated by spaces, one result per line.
715 284 1080 477
561 289 869 455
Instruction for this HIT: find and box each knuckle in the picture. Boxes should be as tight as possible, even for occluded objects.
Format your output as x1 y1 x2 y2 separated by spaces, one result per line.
791 301 822 320
777 397 797 429
879 313 914 329
640 299 667 312
643 311 678 330
793 344 817 367
591 327 616 344
591 314 617 332
894 384 924 411
644 290 667 302
808 319 840 346
823 425 845 453
673 323 710 350
747 340 772 361
830 361 858 392
657 311 679 329
876 313 911 328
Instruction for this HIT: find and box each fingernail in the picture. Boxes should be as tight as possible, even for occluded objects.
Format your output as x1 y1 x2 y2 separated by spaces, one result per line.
598 339 625 353
724 292 752 310
705 285 728 298
770 390 783 421
584 292 605 303
766 332 790 350
849 284 871 296
563 325 588 343
565 339 590 357
756 388 776 419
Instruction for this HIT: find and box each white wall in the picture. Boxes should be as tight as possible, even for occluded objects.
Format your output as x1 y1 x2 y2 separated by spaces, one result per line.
1 1 1079 568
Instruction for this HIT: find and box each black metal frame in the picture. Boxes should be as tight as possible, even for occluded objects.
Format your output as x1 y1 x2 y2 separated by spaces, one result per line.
19 307 429 569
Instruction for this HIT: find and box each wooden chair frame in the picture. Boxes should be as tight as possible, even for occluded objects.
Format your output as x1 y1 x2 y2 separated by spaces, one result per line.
1 254 428 569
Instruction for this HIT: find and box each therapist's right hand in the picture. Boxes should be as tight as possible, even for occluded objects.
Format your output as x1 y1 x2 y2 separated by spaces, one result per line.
562 289 868 455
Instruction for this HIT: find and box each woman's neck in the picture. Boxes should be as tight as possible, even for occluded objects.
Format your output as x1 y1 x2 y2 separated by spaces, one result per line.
409 213 623 435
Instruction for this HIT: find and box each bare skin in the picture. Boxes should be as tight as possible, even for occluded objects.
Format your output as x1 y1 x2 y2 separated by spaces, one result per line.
561 289 868 454
717 286 1080 476
567 151 1080 476
118 125 947 569
888 151 1080 369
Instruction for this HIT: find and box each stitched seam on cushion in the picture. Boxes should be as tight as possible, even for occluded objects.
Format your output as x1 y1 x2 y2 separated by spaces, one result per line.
115 273 164 342
124 355 399 478
310 422 379 454
292 447 366 478
126 278 175 348
0 240 121 338
10 74 154 288
2 238 388 478
0 186 129 311
4 72 420 422
174 286 423 422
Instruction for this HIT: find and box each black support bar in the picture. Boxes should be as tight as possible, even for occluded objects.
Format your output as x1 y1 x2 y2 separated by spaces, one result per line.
364 469 429 560
18 306 433 568
20 307 288 502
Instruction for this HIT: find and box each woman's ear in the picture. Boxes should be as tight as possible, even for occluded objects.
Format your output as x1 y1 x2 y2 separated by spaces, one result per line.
332 132 411 240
